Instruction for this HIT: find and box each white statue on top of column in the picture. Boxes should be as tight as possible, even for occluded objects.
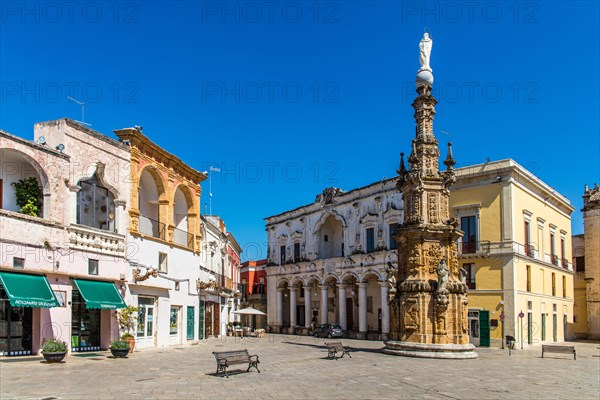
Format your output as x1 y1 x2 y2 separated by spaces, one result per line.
419 33 433 72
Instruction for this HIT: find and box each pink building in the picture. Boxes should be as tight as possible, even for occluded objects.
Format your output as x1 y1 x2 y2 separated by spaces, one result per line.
1 119 130 355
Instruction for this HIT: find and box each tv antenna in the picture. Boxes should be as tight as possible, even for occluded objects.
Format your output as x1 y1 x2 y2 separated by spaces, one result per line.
67 96 92 126
202 165 221 215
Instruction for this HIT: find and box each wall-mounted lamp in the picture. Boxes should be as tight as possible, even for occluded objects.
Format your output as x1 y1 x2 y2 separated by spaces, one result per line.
133 266 158 282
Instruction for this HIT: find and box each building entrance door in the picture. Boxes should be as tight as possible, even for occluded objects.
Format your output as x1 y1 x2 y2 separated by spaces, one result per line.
346 298 354 330
297 305 305 327
205 302 214 337
214 303 220 336
0 290 33 356
71 290 101 351
198 301 205 340
468 310 480 346
136 297 155 347
553 313 558 342
186 306 195 340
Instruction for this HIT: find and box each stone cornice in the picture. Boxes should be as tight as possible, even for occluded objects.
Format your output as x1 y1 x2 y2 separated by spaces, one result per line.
114 128 207 184
265 178 399 225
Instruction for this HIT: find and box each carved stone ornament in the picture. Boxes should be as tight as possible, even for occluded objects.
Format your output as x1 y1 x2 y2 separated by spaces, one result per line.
404 298 419 331
316 187 344 205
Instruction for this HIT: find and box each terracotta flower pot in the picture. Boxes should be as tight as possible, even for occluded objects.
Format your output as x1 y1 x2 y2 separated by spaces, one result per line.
123 337 135 354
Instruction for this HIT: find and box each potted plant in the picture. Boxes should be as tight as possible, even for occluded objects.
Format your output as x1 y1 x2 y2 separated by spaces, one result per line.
11 177 43 217
109 339 130 358
115 305 138 353
41 339 67 363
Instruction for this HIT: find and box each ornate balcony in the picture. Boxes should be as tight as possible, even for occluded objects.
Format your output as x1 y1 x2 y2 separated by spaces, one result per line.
68 224 126 256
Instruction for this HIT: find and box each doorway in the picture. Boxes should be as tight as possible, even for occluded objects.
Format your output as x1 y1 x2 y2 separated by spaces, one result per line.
137 297 155 347
468 310 480 346
71 290 101 351
186 306 195 340
0 293 33 356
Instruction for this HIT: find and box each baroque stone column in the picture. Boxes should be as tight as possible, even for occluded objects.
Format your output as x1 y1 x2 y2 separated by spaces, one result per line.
276 288 283 329
379 282 390 338
290 287 298 330
338 285 347 330
304 286 312 328
320 285 329 324
358 282 368 337
383 32 476 359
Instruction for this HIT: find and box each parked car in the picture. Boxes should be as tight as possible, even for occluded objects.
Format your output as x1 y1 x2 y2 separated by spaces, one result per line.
314 324 344 338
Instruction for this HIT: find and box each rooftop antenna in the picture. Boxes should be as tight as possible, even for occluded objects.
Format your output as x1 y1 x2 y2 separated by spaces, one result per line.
202 166 221 215
440 130 451 141
67 96 92 127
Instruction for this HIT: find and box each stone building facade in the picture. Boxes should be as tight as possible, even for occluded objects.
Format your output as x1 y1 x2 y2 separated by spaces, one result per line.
0 119 241 356
264 159 575 346
572 185 600 340
198 215 242 338
451 160 574 347
1 119 130 355
265 181 403 339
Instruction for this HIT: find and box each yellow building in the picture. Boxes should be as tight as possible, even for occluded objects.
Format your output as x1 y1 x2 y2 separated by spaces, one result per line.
450 159 574 348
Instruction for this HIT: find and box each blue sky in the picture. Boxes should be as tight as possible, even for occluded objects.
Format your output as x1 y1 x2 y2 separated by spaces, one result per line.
1 1 598 260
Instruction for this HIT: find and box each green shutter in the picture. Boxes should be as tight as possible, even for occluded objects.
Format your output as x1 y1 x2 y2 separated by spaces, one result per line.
541 314 546 341
187 306 195 340
479 310 490 347
198 301 204 340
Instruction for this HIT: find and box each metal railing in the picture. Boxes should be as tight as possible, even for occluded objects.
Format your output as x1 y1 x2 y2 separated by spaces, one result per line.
139 215 166 240
561 258 569 269
173 227 194 249
550 254 559 266
458 241 491 255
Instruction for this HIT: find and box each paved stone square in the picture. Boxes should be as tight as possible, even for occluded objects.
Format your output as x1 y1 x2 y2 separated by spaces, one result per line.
1 336 598 399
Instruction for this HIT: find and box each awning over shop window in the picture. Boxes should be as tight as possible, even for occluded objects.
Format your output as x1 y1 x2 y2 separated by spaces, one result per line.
0 272 59 308
72 279 126 309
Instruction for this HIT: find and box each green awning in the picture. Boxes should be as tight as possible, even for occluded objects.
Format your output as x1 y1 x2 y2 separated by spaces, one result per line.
0 272 59 308
73 279 126 309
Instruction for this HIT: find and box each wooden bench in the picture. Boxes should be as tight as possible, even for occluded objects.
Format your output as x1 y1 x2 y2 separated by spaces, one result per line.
542 345 576 360
325 342 351 360
212 349 260 377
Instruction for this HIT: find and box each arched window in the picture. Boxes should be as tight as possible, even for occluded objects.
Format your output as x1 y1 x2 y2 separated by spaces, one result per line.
77 175 116 231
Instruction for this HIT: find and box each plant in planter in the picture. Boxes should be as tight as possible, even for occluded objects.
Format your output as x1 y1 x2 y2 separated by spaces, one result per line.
41 339 68 363
115 306 138 353
109 339 130 358
11 177 43 217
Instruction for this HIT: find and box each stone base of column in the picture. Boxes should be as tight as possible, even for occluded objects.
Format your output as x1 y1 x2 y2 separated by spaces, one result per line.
381 333 389 341
356 332 367 340
382 341 478 359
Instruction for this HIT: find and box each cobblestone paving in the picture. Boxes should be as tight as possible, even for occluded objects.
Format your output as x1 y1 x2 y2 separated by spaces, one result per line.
1 335 599 399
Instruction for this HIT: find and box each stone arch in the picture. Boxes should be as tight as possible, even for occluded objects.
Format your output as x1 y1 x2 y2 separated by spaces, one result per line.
313 209 347 232
360 269 383 282
323 274 340 285
277 278 290 289
172 183 196 245
0 148 50 217
75 161 121 201
306 275 322 285
290 277 305 288
341 271 360 283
